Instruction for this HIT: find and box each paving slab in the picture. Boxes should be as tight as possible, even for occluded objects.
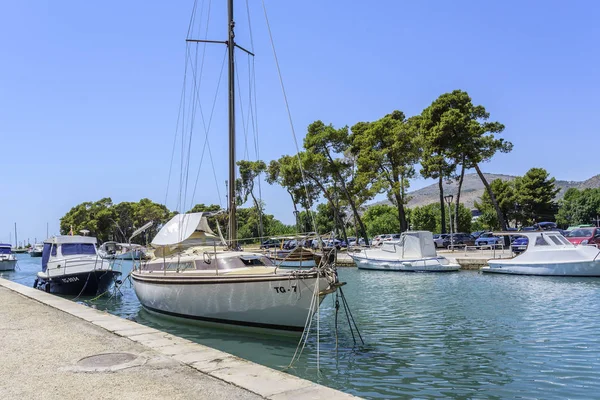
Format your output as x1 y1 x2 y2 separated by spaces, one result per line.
270 384 358 400
114 326 162 337
211 363 314 397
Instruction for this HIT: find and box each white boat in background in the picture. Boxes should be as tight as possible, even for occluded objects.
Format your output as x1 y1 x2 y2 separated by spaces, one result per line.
0 243 17 271
34 235 122 295
350 231 461 272
29 243 43 257
481 231 600 276
98 241 148 260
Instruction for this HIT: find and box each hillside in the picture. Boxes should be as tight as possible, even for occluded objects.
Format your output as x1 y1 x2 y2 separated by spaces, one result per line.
373 173 600 209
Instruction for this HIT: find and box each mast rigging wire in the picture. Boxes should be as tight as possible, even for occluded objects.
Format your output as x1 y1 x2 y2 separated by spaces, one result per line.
260 0 320 239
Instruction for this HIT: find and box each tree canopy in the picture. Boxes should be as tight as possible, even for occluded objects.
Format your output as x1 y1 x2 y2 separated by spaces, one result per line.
350 111 420 232
60 198 172 244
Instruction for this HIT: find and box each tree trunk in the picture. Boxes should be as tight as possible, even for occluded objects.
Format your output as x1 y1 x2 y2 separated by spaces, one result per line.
454 156 466 233
394 172 408 232
324 152 369 246
394 192 408 232
439 172 446 234
474 163 508 232
339 185 368 245
305 171 347 239
287 190 299 232
332 194 349 246
250 192 264 239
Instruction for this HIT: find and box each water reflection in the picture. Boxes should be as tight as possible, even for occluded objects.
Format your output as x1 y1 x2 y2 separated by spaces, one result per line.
5 254 600 399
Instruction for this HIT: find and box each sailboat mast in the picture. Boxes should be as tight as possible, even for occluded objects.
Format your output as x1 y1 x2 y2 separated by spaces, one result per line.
14 222 17 248
227 0 237 249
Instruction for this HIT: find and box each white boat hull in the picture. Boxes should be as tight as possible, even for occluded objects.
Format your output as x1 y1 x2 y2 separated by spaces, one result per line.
0 260 17 271
351 255 460 272
482 260 600 276
132 272 330 332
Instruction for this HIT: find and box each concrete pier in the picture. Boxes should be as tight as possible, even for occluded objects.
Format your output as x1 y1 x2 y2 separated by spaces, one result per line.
0 278 357 400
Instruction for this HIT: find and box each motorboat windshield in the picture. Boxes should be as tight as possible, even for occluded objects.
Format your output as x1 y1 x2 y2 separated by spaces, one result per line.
61 243 97 255
0 245 12 255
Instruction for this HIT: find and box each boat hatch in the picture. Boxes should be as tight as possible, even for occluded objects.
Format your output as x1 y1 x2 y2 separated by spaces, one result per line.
239 255 274 267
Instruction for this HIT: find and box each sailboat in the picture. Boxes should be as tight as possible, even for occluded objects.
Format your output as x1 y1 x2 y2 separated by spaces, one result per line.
131 1 339 333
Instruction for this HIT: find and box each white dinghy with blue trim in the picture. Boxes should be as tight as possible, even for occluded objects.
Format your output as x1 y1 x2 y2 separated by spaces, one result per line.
350 231 460 272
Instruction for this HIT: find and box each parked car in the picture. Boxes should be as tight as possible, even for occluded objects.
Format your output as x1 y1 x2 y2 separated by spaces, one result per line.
448 233 476 247
475 232 503 248
387 234 401 242
347 237 357 246
471 231 486 239
283 239 298 250
433 234 449 248
534 222 558 231
260 238 281 249
372 234 391 246
323 239 347 249
566 227 600 246
511 236 528 254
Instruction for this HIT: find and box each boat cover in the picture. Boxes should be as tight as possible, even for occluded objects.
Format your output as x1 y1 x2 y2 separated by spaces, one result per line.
151 213 216 247
381 231 438 259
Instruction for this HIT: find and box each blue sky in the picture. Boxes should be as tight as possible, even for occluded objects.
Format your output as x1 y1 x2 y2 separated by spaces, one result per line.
1 0 599 244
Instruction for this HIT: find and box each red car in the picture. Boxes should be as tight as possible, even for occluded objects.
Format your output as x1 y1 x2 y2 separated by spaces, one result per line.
565 227 600 246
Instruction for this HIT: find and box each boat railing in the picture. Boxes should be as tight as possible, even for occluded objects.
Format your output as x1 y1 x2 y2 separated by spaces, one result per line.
463 244 506 258
447 243 467 251
52 255 112 275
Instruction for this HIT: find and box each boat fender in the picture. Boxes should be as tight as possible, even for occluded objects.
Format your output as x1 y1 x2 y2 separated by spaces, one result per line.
33 278 38 289
45 283 51 293
203 252 212 264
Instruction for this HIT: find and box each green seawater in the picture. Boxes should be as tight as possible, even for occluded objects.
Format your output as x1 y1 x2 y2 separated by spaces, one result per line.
5 253 600 399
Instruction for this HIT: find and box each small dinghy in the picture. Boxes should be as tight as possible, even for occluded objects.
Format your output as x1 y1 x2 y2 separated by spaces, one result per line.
350 231 461 272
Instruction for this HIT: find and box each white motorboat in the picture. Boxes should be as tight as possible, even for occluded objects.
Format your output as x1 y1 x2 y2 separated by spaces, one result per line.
34 235 122 295
29 243 43 257
350 231 461 272
0 243 17 271
132 213 338 332
481 231 600 276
